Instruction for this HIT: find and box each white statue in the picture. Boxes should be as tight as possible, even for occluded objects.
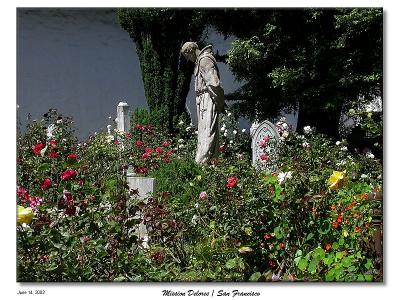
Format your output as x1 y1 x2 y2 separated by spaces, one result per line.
181 42 225 164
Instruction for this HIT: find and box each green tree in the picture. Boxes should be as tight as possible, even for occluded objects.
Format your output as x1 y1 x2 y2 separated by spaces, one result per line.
222 8 382 138
117 8 207 131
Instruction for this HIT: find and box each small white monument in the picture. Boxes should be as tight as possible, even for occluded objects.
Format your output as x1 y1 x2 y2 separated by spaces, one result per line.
251 120 280 168
115 102 131 132
126 169 155 250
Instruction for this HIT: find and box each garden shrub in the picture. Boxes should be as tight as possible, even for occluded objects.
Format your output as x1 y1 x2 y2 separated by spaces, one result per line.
16 111 382 282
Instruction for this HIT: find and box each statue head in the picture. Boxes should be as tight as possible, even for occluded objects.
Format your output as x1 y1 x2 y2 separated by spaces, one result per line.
181 42 199 62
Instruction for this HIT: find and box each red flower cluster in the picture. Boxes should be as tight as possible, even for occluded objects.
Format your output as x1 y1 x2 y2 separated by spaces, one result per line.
260 154 269 161
135 166 148 175
136 140 144 147
17 187 30 203
32 143 45 156
226 176 238 189
60 169 77 181
332 211 344 229
48 140 57 147
16 187 43 208
279 242 285 250
135 124 153 132
264 233 272 240
67 153 77 160
325 243 332 251
162 141 169 148
63 190 76 216
156 147 163 154
49 151 58 158
40 178 52 190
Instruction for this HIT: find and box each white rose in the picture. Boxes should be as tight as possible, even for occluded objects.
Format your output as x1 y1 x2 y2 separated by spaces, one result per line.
224 132 228 137
366 152 375 159
227 112 232 117
302 142 310 148
229 140 233 144
178 139 184 144
336 141 341 146
361 174 368 179
233 130 237 135
303 126 312 134
241 128 246 133
340 146 348 151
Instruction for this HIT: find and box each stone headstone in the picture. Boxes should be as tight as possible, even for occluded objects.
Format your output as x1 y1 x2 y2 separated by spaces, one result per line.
126 174 155 249
115 102 130 132
251 120 280 168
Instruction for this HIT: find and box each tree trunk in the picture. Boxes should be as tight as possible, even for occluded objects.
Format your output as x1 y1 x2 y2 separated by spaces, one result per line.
296 101 343 140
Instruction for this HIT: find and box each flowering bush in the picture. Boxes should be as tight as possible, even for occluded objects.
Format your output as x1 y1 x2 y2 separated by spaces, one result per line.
16 110 382 282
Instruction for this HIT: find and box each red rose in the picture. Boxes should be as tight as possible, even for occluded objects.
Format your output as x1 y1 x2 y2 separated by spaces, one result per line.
337 212 344 223
163 157 170 163
135 166 148 175
40 178 52 190
49 151 58 158
67 153 77 160
354 227 362 233
144 147 153 154
162 141 169 148
279 242 285 250
60 169 77 181
226 176 238 189
48 140 57 147
125 133 131 139
260 154 269 161
32 143 45 156
167 149 173 156
142 152 149 160
135 124 144 131
325 243 332 251
136 140 144 147
156 147 163 154
264 233 272 240
332 221 339 229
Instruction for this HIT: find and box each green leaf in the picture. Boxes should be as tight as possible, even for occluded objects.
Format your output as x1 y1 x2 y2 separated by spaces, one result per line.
338 238 344 246
332 242 339 250
364 274 373 281
325 268 336 281
298 257 308 271
336 251 344 260
305 233 314 241
225 258 237 270
342 256 353 268
313 247 325 260
249 272 262 282
308 257 319 274
244 226 253 236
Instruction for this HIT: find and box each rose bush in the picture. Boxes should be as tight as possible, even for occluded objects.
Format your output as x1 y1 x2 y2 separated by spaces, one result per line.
17 110 382 282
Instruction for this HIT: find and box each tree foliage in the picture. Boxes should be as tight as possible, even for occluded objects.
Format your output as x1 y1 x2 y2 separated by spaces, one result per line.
221 8 382 138
117 8 207 131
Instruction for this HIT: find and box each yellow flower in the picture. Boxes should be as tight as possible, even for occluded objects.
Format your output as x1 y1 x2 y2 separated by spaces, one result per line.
327 171 346 191
238 246 253 254
17 205 34 225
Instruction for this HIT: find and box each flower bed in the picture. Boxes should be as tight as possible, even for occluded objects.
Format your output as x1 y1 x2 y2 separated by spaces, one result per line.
16 110 382 282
